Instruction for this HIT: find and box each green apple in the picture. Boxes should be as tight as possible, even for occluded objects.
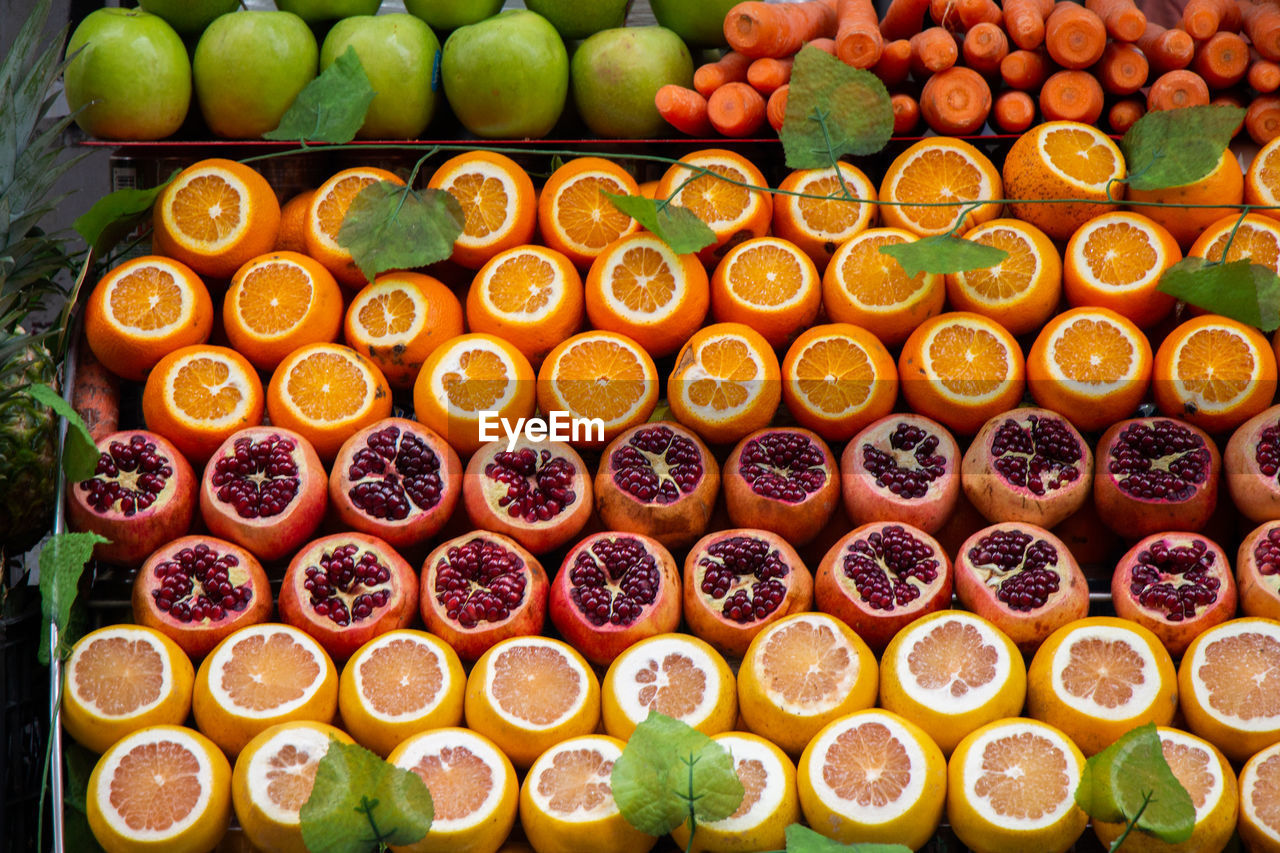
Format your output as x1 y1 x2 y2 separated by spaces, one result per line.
524 0 632 40
321 14 440 139
571 26 693 138
193 11 318 139
138 0 239 36
64 8 191 140
274 0 383 24
442 10 568 139
650 0 739 48
403 0 505 32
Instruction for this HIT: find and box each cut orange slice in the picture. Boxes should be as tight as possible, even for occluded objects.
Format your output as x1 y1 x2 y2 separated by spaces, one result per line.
1189 212 1280 274
1247 137 1280 226
946 218 1062 336
536 330 659 447
781 323 898 442
466 244 585 367
880 137 1003 237
343 272 464 390
1239 738 1280 851
388 727 519 853
222 251 344 371
1063 211 1180 329
1027 616 1178 756
62 625 195 755
426 149 537 269
537 157 640 269
305 166 405 288
655 148 773 266
668 322 781 446
601 632 737 741
797 708 947 849
84 255 214 381
710 235 822 349
1153 314 1278 434
822 227 945 346
87 725 232 853
141 344 265 464
1027 306 1154 433
463 636 601 769
338 629 465 758
1002 120 1126 241
772 163 877 270
152 158 281 280
1180 617 1280 763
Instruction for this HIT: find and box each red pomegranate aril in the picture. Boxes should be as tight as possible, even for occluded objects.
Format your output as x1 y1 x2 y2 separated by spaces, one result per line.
464 438 592 555
1238 521 1280 620
1226 405 1280 523
724 427 840 545
842 414 961 535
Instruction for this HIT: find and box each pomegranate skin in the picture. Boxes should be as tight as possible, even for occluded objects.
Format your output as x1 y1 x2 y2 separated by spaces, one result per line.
463 438 592 555
842 414 961 535
200 426 327 563
67 430 197 566
724 427 840 546
1112 531 1237 657
1226 404 1280 522
1238 521 1280 621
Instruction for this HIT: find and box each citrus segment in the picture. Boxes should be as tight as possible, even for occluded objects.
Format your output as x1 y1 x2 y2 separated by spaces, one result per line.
601 633 737 741
343 272 464 389
1240 740 1280 852
1247 138 1280 226
710 236 822 349
1190 212 1280 274
536 331 659 446
266 343 393 461
141 344 265 464
772 164 877 269
466 244 585 366
880 138 1003 237
946 219 1062 336
1002 121 1126 241
1154 315 1278 434
781 323 898 442
668 322 781 446
821 227 945 346
1180 617 1280 763
305 166 405 288
426 149 537 269
537 157 640 269
656 148 773 265
222 251 344 371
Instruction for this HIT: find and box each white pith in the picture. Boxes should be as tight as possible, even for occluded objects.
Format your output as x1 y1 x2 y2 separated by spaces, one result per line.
920 320 1014 405
246 724 335 826
598 234 687 324
428 338 518 413
390 728 509 830
723 239 813 310
1189 619 1280 730
953 225 1040 306
161 167 249 251
1043 314 1138 396
103 259 196 338
1157 728 1224 823
805 710 928 824
1241 742 1280 842
207 625 327 719
1167 324 1262 413
162 352 256 428
551 170 634 253
483 636 589 730
526 736 623 822
676 334 768 418
611 635 723 727
232 259 316 341
1050 623 1162 717
893 612 1014 714
754 613 862 716
543 334 653 428
670 160 762 227
789 165 873 240
439 160 517 248
348 278 428 346
352 632 451 724
1038 125 1123 191
278 347 376 427
96 727 214 841
888 145 994 235
478 248 568 320
962 720 1081 829
68 626 172 719
1069 214 1166 291
837 229 933 313
703 734 787 833
309 170 393 253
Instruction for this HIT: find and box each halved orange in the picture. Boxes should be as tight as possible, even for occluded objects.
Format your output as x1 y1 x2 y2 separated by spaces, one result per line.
275 189 313 254
1129 149 1244 247
1153 314 1278 433
412 332 536 457
426 149 537 269
667 322 781 446
222 251 343 371
879 137 1004 238
84 255 214 381
1179 616 1280 763
584 231 709 357
304 166 405 288
946 218 1062 336
710 235 822 349
822 227 945 346
1062 211 1180 329
1027 306 1154 433
655 148 773 266
1002 120 1127 241
536 330 659 447
266 343 393 462
343 272 464 389
62 625 195 755
898 312 1027 436
1248 138 1280 227
141 344 265 464
1189 212 1280 274
781 323 898 442
537 156 640 269
601 632 737 741
152 158 281 280
466 244 584 367
87 725 232 853
772 163 877 270
1239 739 1280 851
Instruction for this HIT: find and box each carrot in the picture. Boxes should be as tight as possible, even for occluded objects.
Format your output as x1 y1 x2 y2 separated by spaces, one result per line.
962 22 1009 75
693 50 752 98
1095 42 1149 94
1084 0 1146 42
1250 56 1280 92
1003 0 1048 49
919 65 992 134
1045 2 1108 69
1241 0 1280 62
1194 31 1250 88
1246 94 1280 142
1039 69 1105 122
747 57 793 94
892 92 921 132
909 26 958 77
656 85 713 136
1001 48 1050 90
837 0 885 68
766 84 790 132
930 0 961 29
1147 68 1212 110
724 0 840 58
808 37 839 54
993 89 1036 131
957 0 1003 29
1107 97 1146 132
873 38 913 86
879 0 933 40
72 346 120 443
706 81 767 136
1136 23 1195 73
1183 0 1241 38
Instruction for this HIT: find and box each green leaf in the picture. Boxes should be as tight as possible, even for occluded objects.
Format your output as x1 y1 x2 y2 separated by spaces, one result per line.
1157 257 1280 332
37 532 106 664
300 738 433 853
63 744 105 852
647 399 673 423
610 711 744 837
337 181 464 283
264 46 375 144
72 172 176 257
1122 104 1246 191
780 44 893 169
784 824 913 852
878 235 1009 278
27 383 99 482
1075 723 1195 844
605 193 715 256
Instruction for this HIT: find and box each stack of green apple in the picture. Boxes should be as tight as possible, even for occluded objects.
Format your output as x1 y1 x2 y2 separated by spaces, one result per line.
63 0 740 142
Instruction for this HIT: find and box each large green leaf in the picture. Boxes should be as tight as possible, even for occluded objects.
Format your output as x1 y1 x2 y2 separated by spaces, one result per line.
780 45 893 168
605 193 715 256
264 46 375 144
37 532 106 664
878 235 1008 277
336 181 464 282
1122 105 1246 191
1158 257 1280 332
1075 723 1195 844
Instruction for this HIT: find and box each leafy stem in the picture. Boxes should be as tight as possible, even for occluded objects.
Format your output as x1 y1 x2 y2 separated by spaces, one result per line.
356 795 391 849
1109 789 1155 852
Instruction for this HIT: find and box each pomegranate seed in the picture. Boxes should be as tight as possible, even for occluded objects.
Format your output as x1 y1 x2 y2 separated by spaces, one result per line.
1129 536 1220 620
989 414 1083 496
346 425 444 520
209 433 301 519
1108 420 1211 502
737 431 828 503
697 535 790 624
609 425 705 505
433 537 528 628
842 525 939 610
303 543 395 625
569 536 660 627
483 448 577 523
967 529 1061 611
79 435 174 515
151 543 252 623
861 422 947 499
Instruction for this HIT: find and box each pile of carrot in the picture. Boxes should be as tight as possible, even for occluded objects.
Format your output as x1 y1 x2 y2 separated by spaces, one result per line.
653 0 1280 144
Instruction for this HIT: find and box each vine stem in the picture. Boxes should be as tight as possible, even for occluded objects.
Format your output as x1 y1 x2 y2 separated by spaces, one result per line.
1109 789 1155 852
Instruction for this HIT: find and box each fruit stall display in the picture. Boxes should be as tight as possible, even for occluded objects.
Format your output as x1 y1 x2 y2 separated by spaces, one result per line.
15 0 1280 852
